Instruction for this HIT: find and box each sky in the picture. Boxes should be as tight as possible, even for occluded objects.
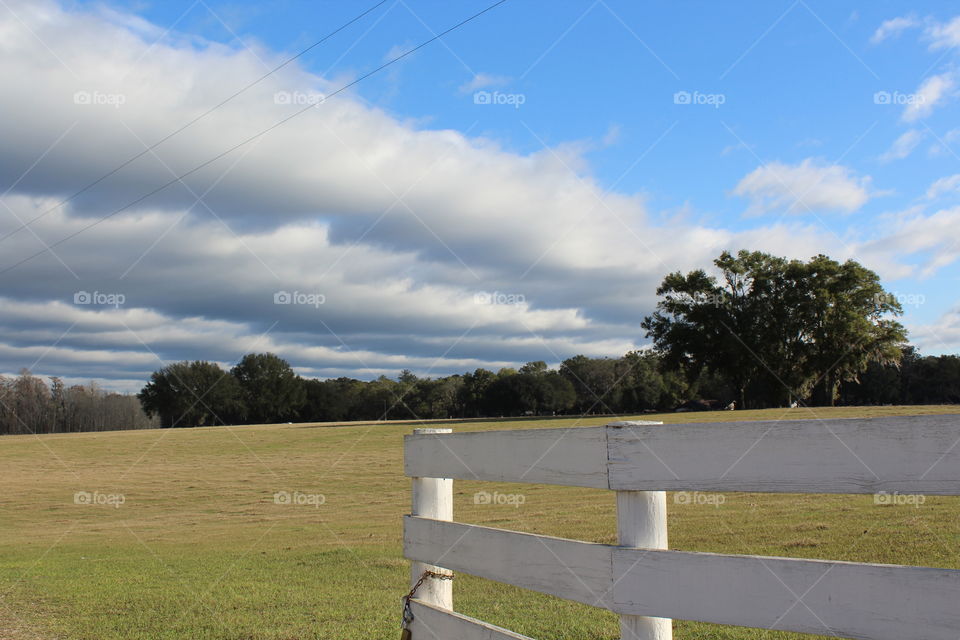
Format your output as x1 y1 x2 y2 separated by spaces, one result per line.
0 0 958 393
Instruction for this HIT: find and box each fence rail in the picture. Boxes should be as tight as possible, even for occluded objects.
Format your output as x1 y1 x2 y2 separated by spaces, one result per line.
402 415 960 640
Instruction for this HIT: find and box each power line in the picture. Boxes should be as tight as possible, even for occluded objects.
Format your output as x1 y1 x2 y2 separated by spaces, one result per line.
0 0 390 245
0 0 509 277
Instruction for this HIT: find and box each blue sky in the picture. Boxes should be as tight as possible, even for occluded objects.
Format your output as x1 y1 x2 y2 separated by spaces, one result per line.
1 0 959 390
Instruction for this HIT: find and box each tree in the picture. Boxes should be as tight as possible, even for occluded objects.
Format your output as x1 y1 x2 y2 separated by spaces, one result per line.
560 355 621 414
138 361 243 427
459 368 496 417
642 250 907 408
231 353 306 423
801 255 907 406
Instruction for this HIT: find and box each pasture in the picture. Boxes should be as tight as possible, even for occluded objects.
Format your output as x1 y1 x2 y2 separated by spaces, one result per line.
2 405 959 640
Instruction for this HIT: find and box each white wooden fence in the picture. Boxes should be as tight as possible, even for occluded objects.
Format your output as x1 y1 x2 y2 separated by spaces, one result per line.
402 415 960 640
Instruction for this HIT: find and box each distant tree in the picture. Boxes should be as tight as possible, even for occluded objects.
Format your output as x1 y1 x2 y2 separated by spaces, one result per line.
459 368 496 418
617 351 667 411
139 361 243 427
231 353 306 424
559 355 621 414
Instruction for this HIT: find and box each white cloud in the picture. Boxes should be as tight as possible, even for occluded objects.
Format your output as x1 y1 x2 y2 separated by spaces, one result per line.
902 72 955 121
878 129 925 162
909 307 960 354
925 16 960 50
857 206 960 278
458 72 511 93
926 174 960 199
0 0 955 388
871 15 919 43
733 159 872 215
928 128 960 156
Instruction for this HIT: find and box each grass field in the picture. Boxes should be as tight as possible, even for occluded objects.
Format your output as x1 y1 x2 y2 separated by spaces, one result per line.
2 405 959 640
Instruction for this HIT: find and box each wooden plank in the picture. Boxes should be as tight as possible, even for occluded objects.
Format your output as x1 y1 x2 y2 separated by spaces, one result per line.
407 599 536 640
607 414 960 494
612 547 960 640
404 426 608 489
404 518 960 640
403 516 613 609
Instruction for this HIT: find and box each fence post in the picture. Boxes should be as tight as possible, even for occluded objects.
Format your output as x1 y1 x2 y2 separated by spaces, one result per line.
617 489 672 640
410 428 454 609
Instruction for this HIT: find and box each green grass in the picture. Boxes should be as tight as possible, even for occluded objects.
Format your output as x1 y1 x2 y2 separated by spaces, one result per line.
2 405 959 639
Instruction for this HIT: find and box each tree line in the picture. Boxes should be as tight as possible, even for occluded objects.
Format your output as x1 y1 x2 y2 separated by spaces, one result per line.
135 351 699 427
6 250 958 433
0 371 158 435
138 345 960 429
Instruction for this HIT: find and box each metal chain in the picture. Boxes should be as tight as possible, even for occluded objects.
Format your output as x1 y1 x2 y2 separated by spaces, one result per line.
401 570 454 629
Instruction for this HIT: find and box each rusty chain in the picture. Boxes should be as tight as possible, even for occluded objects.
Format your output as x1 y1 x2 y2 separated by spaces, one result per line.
401 569 454 631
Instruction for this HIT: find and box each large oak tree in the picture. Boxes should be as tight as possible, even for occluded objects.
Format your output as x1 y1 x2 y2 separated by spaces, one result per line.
641 250 907 408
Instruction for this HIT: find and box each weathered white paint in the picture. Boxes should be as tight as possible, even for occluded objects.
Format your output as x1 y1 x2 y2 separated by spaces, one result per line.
404 516 960 640
410 428 453 610
407 599 535 640
404 516 612 609
402 415 960 639
617 490 671 640
612 547 960 640
405 415 960 494
404 426 609 488
606 414 960 494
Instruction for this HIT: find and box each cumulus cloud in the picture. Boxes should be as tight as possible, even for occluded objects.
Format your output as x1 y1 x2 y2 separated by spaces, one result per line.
902 72 955 122
0 0 956 388
871 16 920 44
733 159 872 215
0 0 736 386
879 129 925 162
